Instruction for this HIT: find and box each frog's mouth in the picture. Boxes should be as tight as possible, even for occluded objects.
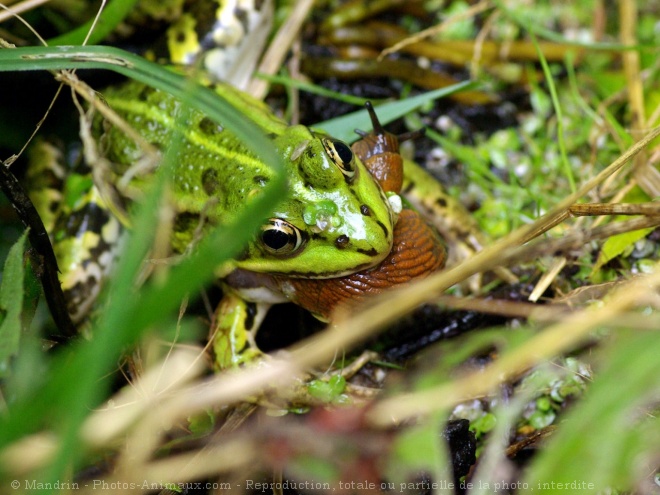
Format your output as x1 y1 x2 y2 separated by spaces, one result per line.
235 233 393 279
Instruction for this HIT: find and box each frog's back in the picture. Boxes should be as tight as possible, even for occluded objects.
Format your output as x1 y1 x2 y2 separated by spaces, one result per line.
99 82 276 221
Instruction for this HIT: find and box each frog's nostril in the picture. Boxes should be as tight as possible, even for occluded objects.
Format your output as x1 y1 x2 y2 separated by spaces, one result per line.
335 235 350 249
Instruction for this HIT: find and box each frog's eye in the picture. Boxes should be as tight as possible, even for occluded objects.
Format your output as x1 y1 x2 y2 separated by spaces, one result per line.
260 218 306 255
322 138 357 181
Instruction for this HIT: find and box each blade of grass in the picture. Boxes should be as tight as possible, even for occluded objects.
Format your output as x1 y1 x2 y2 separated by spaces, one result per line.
530 31 576 193
255 72 375 107
0 231 28 378
47 0 139 46
565 51 604 128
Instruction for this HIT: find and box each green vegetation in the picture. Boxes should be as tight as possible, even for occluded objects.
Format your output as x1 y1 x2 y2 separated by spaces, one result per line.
1 1 659 494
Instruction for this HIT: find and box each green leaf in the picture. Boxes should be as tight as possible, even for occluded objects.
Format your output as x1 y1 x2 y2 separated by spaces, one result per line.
591 188 654 276
0 231 28 378
317 81 478 142
307 375 347 403
592 228 653 275
470 412 497 438
530 31 576 193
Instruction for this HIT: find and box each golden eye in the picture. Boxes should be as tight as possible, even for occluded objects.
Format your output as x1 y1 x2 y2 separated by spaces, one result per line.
322 138 357 181
260 218 306 255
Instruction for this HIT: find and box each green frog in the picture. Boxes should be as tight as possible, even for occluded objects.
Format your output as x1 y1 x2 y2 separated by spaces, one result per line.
28 77 450 367
96 81 398 278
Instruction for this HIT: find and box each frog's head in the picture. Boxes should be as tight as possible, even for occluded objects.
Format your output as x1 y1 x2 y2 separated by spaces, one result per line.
236 125 398 278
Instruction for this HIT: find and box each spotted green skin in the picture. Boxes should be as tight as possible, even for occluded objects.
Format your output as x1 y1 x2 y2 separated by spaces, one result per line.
98 81 396 279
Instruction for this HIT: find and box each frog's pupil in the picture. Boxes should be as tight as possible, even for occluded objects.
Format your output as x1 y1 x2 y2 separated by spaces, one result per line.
263 229 290 250
333 141 353 165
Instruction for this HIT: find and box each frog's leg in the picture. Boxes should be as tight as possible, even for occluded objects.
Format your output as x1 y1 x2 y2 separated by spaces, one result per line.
210 292 271 370
25 139 67 232
401 158 485 266
52 186 122 325
26 139 123 326
402 160 517 284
